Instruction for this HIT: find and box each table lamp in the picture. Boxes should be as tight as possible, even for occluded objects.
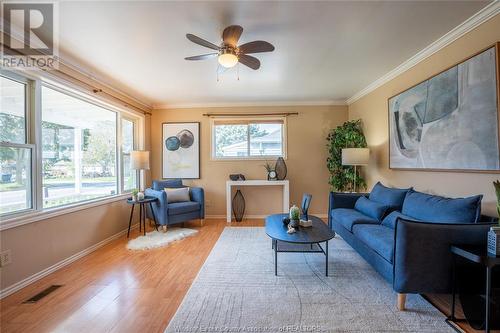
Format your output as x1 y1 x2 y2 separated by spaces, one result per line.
342 148 369 192
130 150 150 192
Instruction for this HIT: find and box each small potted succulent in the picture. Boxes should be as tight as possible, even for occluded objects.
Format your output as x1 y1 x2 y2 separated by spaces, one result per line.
131 189 139 202
488 181 500 256
289 205 300 228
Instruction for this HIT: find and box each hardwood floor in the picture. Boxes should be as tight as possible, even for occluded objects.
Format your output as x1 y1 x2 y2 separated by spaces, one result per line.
0 219 489 333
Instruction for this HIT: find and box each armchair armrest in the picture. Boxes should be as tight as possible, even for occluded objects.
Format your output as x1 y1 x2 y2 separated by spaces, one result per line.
328 192 368 227
190 187 205 218
145 188 168 226
393 218 494 294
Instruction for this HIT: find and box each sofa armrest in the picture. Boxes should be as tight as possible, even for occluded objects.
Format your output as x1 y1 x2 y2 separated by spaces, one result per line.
393 218 494 294
328 192 368 227
145 188 168 226
190 187 205 218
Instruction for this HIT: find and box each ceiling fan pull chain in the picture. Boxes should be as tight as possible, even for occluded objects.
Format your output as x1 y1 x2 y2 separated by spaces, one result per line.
237 62 240 81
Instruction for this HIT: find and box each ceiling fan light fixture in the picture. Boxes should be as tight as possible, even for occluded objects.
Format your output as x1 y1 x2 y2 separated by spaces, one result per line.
218 53 238 68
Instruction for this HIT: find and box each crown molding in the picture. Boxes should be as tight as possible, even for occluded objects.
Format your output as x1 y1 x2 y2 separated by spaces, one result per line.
152 100 347 110
346 1 500 105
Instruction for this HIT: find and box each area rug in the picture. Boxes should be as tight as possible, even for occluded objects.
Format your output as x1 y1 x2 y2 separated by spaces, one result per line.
165 227 453 333
126 228 198 250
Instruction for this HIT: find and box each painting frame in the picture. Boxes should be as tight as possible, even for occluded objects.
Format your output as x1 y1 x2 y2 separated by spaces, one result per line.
162 122 200 179
388 42 500 173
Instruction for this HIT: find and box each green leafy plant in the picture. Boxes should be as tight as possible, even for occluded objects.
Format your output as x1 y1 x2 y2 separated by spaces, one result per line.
326 119 367 192
289 205 300 220
131 189 139 196
493 180 500 222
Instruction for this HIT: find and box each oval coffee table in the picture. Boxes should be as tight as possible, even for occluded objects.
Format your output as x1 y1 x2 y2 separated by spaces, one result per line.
265 214 335 276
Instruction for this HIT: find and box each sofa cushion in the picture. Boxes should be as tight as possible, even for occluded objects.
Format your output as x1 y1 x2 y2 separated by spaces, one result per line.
402 190 482 223
352 224 394 263
153 179 184 191
381 211 419 229
168 201 200 215
331 208 380 232
369 182 411 211
165 187 190 203
354 196 390 221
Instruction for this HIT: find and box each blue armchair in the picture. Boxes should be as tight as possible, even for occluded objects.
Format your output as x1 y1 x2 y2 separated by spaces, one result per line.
145 179 205 229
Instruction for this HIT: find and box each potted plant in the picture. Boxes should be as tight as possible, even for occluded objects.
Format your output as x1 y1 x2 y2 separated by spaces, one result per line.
326 119 367 192
289 205 300 228
131 189 139 202
263 161 277 181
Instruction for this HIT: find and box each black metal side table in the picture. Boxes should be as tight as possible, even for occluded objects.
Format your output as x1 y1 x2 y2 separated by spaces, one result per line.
449 245 500 333
126 196 158 237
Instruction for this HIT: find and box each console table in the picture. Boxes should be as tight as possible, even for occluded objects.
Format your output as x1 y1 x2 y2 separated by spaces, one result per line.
226 180 290 223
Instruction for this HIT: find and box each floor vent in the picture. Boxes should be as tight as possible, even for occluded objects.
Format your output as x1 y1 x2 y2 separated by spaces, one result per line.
23 285 63 303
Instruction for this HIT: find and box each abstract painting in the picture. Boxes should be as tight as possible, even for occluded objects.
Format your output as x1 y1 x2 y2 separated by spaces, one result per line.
162 122 200 179
389 44 499 172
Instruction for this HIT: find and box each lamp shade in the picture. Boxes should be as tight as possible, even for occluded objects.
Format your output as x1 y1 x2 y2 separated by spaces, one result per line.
342 148 369 166
130 150 150 170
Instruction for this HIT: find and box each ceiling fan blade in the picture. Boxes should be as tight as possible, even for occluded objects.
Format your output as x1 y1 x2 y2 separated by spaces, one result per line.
222 25 243 47
185 53 218 61
186 34 220 50
238 54 260 70
239 41 275 54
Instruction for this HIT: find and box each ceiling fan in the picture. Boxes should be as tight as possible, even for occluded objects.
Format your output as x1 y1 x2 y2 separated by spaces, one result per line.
185 25 275 70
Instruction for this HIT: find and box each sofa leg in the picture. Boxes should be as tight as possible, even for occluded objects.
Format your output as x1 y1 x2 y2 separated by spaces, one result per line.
397 293 406 311
162 225 167 232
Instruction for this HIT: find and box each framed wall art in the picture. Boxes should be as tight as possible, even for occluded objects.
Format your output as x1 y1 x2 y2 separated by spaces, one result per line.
162 122 200 179
388 42 500 172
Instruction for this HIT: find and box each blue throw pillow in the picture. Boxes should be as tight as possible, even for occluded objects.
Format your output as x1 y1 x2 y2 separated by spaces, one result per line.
354 196 390 221
402 190 482 224
381 211 419 229
152 179 184 191
369 182 411 211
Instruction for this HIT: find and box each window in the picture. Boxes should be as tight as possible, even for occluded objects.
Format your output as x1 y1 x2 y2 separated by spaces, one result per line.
121 118 137 191
41 86 118 208
212 118 285 159
1 71 142 222
0 75 33 215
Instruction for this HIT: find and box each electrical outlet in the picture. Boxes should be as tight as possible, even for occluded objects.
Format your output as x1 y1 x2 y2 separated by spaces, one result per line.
0 250 12 267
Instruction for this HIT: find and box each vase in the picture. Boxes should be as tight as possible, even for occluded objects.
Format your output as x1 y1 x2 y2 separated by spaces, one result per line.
275 157 287 180
488 227 500 256
232 190 245 222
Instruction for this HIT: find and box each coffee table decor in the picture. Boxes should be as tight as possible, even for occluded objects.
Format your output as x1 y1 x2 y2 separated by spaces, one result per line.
266 213 335 276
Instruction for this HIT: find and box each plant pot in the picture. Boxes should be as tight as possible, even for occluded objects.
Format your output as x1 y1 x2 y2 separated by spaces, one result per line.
289 219 299 228
488 227 500 256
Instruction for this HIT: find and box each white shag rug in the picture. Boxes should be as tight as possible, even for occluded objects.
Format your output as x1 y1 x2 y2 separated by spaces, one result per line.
127 228 198 250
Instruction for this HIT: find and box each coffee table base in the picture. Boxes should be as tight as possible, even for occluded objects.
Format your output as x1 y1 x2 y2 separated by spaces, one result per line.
272 239 329 276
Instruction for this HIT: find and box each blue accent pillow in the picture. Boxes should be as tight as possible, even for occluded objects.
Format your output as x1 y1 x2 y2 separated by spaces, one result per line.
354 196 390 221
402 190 482 224
381 211 419 229
369 182 411 211
152 179 184 191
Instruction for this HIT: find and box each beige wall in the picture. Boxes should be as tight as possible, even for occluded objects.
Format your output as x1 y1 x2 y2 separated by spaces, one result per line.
151 106 348 217
348 14 500 216
0 201 136 290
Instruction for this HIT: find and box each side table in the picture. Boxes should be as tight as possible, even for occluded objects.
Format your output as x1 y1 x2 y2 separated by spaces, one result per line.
449 245 500 333
126 196 158 237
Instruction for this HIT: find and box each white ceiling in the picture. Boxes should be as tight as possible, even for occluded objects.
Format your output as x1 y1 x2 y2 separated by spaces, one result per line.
55 1 491 108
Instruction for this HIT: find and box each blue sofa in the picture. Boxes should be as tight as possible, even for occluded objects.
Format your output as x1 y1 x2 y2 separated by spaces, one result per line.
328 182 497 310
145 179 205 228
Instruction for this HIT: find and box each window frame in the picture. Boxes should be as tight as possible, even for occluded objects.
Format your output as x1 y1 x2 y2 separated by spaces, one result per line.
0 72 36 217
210 117 287 161
0 70 145 229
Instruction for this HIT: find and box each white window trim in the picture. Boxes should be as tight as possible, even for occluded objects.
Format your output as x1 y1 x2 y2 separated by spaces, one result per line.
0 70 145 230
210 116 288 161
